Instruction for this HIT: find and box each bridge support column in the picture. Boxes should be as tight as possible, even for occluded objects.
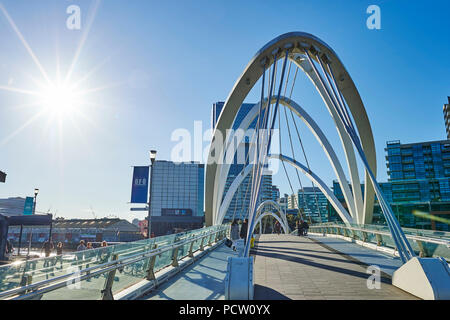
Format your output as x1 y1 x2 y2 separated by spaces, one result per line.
101 254 118 300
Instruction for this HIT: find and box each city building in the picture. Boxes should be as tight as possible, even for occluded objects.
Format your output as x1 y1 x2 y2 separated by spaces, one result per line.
149 160 205 236
7 218 142 248
271 185 280 202
443 97 450 139
212 101 273 222
286 188 328 222
296 187 329 223
385 140 450 202
277 193 289 211
330 138 450 230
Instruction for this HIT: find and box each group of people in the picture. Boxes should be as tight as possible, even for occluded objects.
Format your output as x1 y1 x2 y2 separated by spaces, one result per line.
41 239 64 258
230 219 248 250
296 220 309 236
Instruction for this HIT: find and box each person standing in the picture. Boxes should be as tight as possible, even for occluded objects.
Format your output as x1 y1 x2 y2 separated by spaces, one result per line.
55 242 64 269
5 239 13 256
42 238 54 258
240 219 248 245
274 221 281 235
230 220 240 251
298 219 304 236
302 220 309 236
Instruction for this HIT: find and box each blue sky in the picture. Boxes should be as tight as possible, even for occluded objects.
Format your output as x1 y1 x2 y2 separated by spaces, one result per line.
0 0 449 221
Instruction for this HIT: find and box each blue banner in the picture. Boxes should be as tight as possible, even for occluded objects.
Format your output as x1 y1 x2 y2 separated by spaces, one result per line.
23 197 34 215
130 166 149 203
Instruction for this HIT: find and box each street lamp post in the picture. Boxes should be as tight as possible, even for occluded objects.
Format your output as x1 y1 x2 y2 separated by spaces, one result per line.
147 150 157 239
33 188 39 215
27 188 39 256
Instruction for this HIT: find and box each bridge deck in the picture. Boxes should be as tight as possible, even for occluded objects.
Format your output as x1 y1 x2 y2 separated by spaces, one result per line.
253 234 418 300
142 243 237 300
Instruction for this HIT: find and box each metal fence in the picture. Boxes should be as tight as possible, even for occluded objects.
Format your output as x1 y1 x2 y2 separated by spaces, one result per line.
0 225 228 300
304 222 450 261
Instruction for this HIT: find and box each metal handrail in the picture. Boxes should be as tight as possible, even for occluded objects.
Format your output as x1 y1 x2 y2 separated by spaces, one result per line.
309 224 450 246
0 226 226 300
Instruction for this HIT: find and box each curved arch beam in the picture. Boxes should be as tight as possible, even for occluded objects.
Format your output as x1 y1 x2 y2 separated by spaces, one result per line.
269 153 353 225
255 200 289 232
252 212 289 235
292 57 364 224
205 32 376 227
215 164 253 225
213 96 357 225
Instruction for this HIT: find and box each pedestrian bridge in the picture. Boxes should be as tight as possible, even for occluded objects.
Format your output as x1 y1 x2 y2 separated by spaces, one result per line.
0 224 448 300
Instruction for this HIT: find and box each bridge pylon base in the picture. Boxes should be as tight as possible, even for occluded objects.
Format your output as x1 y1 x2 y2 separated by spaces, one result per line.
224 256 254 300
392 257 450 300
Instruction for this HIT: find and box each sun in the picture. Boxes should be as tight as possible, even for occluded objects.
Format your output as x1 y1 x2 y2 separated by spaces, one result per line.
40 83 81 116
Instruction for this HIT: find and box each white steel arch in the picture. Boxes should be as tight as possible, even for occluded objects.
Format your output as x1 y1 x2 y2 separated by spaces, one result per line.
213 96 358 224
205 32 377 227
255 200 289 233
269 154 353 224
252 212 289 235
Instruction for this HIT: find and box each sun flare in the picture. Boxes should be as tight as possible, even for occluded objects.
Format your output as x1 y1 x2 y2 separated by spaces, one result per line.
40 83 81 116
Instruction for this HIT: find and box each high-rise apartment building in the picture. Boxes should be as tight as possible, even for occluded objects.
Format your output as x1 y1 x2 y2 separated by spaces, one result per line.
212 101 273 222
443 97 450 139
385 140 450 202
287 188 328 222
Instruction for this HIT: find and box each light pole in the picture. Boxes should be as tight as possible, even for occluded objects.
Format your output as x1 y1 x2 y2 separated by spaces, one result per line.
33 188 39 214
147 150 157 239
27 188 39 256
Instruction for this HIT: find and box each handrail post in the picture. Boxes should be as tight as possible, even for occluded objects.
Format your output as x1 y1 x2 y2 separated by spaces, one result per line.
417 240 430 257
101 254 118 300
199 236 206 251
343 228 348 237
208 233 213 247
362 231 368 242
171 246 179 267
146 244 158 281
376 233 383 246
19 274 33 296
188 240 195 258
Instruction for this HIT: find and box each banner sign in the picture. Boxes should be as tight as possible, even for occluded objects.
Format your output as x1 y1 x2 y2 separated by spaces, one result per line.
130 166 149 203
23 197 34 215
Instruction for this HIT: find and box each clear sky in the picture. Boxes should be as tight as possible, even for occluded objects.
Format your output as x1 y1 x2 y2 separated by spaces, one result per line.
0 0 449 222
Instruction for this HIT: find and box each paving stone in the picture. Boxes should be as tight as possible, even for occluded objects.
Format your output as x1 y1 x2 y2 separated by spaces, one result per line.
253 234 419 300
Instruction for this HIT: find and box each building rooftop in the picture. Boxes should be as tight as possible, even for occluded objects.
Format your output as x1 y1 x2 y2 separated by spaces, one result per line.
52 218 130 229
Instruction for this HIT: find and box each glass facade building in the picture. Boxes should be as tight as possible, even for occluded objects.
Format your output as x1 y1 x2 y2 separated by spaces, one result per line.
443 97 450 139
149 160 204 235
385 140 450 203
330 139 450 230
212 101 273 222
271 185 280 202
289 188 329 223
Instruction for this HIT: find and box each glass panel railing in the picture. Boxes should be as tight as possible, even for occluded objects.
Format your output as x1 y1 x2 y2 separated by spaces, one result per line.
0 225 227 299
